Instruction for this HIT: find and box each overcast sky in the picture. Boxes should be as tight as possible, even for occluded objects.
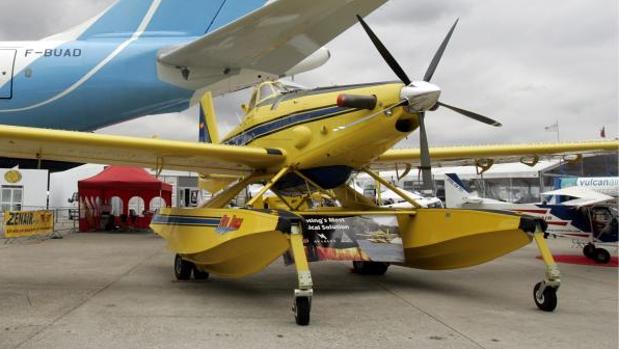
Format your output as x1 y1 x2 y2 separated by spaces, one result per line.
0 0 616 148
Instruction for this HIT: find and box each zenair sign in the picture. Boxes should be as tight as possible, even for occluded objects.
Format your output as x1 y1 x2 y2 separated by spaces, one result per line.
3 210 54 238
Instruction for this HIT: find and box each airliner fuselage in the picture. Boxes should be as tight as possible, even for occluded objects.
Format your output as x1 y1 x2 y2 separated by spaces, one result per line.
0 38 196 130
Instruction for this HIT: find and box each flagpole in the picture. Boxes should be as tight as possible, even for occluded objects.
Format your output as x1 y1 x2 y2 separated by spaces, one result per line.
556 120 560 142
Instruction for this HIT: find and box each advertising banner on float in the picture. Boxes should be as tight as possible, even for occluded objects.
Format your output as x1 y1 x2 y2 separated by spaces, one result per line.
3 210 54 238
285 215 404 264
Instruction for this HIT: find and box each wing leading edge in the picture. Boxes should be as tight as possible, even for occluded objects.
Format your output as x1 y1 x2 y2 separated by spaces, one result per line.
0 125 285 176
373 141 619 170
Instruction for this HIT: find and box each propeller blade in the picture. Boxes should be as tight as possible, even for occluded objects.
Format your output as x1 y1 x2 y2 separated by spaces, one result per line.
356 15 412 86
423 19 459 82
417 112 434 195
333 99 408 132
437 101 502 127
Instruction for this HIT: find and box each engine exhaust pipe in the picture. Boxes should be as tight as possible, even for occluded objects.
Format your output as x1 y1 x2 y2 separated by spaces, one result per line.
337 94 377 110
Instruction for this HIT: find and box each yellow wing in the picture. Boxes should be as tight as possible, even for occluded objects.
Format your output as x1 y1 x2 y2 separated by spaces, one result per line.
0 125 285 176
373 141 619 171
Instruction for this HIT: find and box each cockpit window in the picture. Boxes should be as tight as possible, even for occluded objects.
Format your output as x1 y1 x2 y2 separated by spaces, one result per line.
248 81 305 112
247 91 258 111
259 84 276 102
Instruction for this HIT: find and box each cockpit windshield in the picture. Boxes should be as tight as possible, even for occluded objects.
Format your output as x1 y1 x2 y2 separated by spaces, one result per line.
246 81 304 112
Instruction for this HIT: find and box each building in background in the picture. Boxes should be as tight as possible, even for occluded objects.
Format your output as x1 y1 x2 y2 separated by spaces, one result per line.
368 154 617 204
0 168 48 211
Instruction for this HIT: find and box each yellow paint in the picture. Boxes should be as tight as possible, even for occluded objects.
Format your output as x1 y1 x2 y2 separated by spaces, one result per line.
292 126 312 149
0 79 614 282
151 207 291 278
3 210 54 238
376 141 619 169
0 79 615 178
246 166 290 207
223 82 416 171
200 92 219 143
289 232 309 273
534 231 556 266
4 170 22 184
400 209 532 270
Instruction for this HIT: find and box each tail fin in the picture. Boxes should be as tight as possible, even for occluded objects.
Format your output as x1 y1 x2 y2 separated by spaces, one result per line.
444 173 472 208
56 0 267 40
199 92 219 144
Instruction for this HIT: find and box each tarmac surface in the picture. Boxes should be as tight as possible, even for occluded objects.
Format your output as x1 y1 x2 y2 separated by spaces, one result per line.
1 232 617 349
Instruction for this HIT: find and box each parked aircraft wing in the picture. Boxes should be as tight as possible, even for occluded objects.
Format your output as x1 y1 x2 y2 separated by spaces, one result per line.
0 125 285 176
372 141 619 170
541 187 614 206
157 0 387 91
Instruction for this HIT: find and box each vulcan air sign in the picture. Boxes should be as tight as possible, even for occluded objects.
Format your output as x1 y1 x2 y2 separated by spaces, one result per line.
562 177 619 197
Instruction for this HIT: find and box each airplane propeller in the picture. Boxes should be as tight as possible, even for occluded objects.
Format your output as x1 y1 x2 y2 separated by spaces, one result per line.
355 15 502 196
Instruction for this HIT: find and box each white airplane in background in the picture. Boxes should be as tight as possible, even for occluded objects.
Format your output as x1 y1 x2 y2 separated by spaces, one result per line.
0 0 386 131
445 173 618 264
350 177 443 208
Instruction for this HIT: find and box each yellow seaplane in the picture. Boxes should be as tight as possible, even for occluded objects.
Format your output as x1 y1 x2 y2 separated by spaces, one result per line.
0 17 617 326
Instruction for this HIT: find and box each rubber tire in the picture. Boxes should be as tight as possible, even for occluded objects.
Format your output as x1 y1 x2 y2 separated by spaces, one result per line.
533 282 558 312
352 261 389 275
294 297 311 326
193 267 210 280
174 254 193 281
593 248 611 264
582 244 596 259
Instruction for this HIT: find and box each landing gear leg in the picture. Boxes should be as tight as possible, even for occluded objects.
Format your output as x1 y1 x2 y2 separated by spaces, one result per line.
289 224 313 326
532 228 560 312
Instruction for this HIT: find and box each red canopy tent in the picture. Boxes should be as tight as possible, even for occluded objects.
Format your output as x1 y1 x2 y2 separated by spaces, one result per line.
78 166 172 232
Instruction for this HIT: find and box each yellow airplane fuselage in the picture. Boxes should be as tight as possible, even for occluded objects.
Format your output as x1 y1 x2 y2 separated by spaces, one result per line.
222 82 416 171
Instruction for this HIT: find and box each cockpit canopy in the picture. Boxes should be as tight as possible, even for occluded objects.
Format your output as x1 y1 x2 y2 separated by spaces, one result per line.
245 81 303 112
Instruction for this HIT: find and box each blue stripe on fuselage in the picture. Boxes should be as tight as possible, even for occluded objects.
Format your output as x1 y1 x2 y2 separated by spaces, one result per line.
224 106 354 146
152 214 220 226
539 204 588 231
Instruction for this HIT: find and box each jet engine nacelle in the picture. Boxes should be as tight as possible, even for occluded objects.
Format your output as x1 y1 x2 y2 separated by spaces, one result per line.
284 47 331 76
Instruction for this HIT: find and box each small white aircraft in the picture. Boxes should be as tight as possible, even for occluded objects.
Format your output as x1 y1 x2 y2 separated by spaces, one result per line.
445 173 618 263
350 176 443 208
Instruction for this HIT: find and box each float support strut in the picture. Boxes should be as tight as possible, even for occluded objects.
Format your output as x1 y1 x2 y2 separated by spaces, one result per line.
246 166 291 207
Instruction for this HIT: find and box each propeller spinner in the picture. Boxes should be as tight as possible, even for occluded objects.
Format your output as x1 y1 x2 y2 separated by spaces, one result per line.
355 15 502 196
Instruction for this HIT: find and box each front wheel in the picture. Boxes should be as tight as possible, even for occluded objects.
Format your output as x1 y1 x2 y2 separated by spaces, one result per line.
352 261 389 275
582 243 596 259
593 248 611 264
174 254 193 280
294 297 311 326
533 282 557 312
